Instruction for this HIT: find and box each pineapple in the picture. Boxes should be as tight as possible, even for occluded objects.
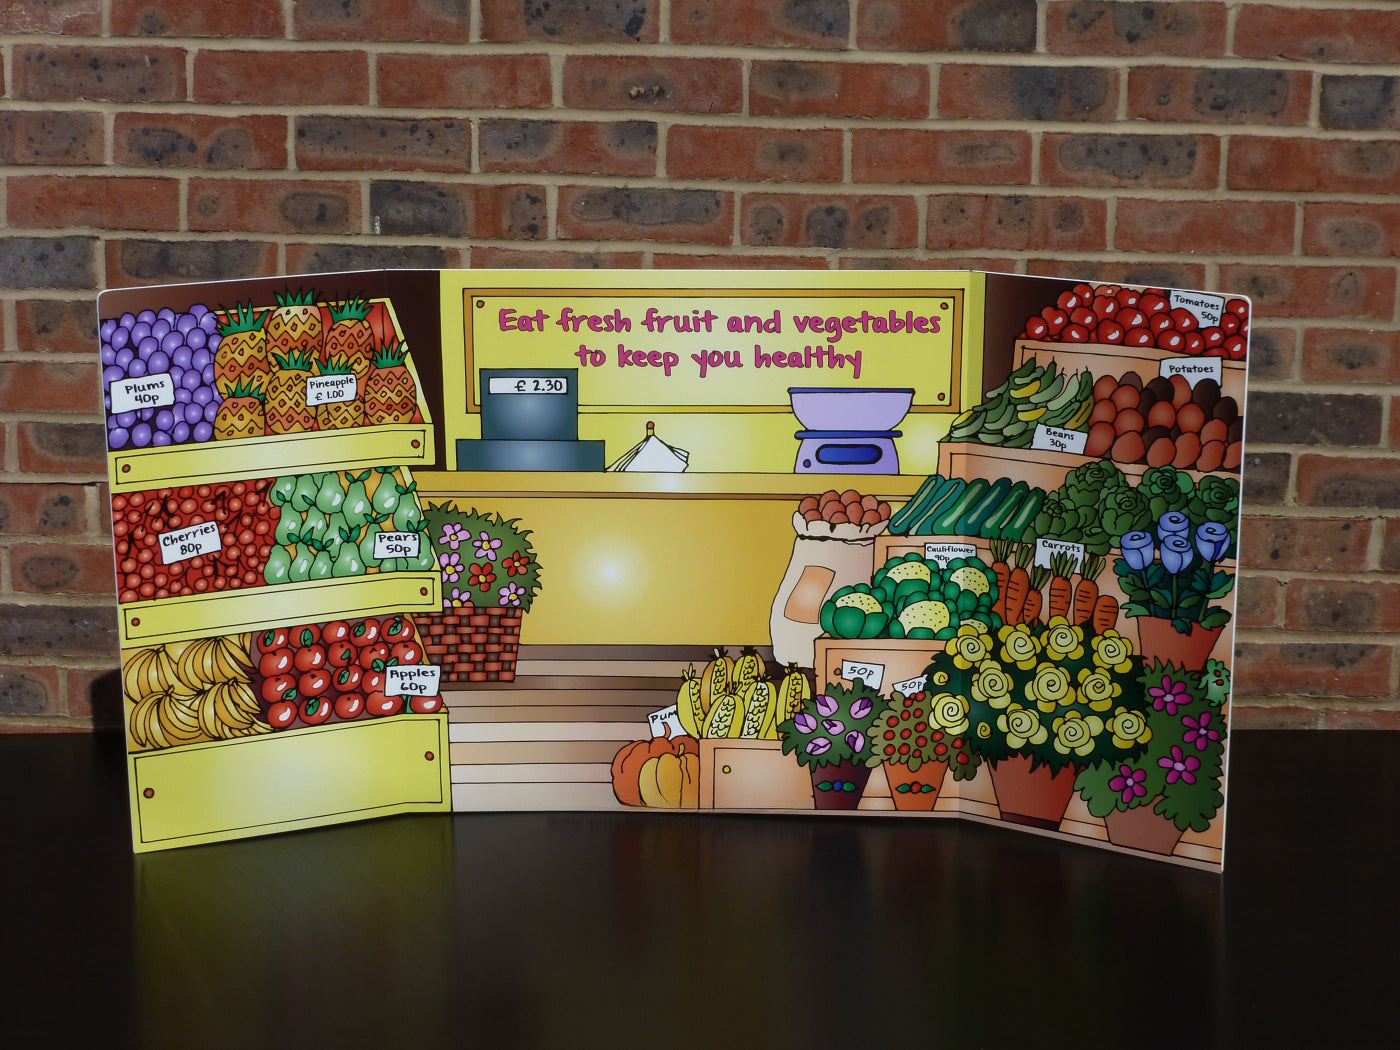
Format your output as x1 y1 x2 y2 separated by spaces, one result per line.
314 355 364 431
214 302 269 393
265 350 318 434
265 287 324 361
362 341 418 425
213 379 266 440
323 296 375 382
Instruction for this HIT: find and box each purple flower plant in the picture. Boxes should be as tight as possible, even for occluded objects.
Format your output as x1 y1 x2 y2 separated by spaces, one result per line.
1159 746 1200 785
1147 674 1193 715
1182 710 1222 751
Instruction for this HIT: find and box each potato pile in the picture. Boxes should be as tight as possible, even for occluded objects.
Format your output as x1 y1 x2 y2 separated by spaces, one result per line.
800 489 892 527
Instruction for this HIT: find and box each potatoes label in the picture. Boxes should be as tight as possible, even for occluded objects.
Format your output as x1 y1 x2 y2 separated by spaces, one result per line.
1161 356 1222 388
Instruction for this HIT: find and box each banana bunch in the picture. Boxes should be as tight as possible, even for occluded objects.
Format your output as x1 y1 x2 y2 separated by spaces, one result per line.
675 648 812 741
125 635 270 751
946 359 1094 448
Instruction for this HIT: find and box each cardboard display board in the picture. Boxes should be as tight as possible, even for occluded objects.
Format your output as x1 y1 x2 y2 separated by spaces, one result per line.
99 270 1245 868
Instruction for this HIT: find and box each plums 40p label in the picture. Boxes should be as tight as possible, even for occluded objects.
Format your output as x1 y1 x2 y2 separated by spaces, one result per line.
1032 424 1088 456
110 373 176 414
373 532 421 559
158 521 221 565
385 665 441 697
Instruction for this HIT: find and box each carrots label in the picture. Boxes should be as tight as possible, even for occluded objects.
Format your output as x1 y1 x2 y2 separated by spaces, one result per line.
1035 537 1084 569
1032 424 1088 455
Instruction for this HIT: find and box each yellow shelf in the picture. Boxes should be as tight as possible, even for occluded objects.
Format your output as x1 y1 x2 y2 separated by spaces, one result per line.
414 470 923 501
130 713 450 851
120 571 441 647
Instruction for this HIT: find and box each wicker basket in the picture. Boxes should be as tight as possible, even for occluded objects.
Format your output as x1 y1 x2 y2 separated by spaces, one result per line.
419 606 523 682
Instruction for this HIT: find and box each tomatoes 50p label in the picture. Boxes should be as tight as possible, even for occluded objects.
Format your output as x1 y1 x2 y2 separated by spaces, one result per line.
385 664 441 696
158 521 221 565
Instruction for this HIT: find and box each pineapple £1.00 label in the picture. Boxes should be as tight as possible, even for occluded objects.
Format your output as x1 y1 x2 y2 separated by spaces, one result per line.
305 374 358 407
840 659 884 691
373 531 421 560
385 664 441 697
110 373 176 415
158 521 221 565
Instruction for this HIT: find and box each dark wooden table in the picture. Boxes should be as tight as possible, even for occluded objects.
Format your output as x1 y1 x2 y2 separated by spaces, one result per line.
2 729 1392 1049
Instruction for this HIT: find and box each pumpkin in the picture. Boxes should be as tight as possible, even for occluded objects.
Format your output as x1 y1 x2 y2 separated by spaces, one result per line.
610 729 695 807
639 738 700 809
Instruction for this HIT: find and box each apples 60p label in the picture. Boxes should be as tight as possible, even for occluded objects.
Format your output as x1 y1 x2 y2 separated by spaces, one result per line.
385 665 441 696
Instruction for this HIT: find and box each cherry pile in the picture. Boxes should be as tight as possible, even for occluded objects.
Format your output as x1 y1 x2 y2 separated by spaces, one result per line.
111 481 276 604
1020 284 1249 361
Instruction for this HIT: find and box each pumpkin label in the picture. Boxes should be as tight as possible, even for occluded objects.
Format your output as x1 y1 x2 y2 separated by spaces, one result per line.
648 704 685 739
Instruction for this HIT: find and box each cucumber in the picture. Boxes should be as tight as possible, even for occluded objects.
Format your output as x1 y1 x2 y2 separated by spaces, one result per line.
889 474 951 535
979 480 1029 539
957 476 1012 536
930 477 989 535
910 478 967 535
1002 487 1045 541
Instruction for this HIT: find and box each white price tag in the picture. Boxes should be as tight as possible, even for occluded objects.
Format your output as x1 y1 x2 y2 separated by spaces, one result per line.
110 373 175 414
373 531 421 560
1160 356 1223 388
385 664 441 697
1034 537 1085 570
305 374 357 406
891 674 927 697
158 521 221 565
1032 424 1089 456
840 659 884 691
1170 289 1225 328
924 542 977 567
648 704 686 739
487 375 569 395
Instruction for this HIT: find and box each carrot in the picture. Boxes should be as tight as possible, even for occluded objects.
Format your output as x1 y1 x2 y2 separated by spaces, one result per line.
1091 594 1120 635
1046 553 1075 622
1072 553 1103 627
989 537 1012 620
1003 566 1031 625
1021 565 1051 626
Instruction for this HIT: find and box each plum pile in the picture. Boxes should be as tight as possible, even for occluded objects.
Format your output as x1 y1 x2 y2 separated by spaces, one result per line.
100 305 224 451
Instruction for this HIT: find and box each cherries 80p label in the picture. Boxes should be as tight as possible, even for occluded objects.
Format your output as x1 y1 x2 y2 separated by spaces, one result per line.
158 521 221 565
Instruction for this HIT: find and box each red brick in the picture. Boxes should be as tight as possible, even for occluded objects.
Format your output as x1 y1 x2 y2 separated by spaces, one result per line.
467 247 648 269
843 255 1020 272
1115 198 1293 255
483 0 658 42
114 113 287 169
1232 641 1393 699
188 178 361 235
64 667 120 723
0 484 93 537
1302 203 1400 259
8 175 180 232
674 0 847 47
1228 703 1324 730
10 543 117 596
927 193 1106 252
1234 574 1280 629
939 64 1115 122
1296 455 1400 510
1041 133 1219 189
1 1 101 33
0 236 97 290
194 50 368 106
853 129 1031 185
557 186 733 245
479 120 655 177
1218 264 1395 321
563 56 741 114
1324 708 1400 730
104 238 278 289
111 0 283 36
752 60 929 119
370 182 547 240
0 665 61 718
13 45 185 103
1228 136 1400 195
295 116 470 173
379 53 553 110
652 252 831 269
667 126 842 182
1235 5 1400 64
1238 515 1368 573
1285 578 1400 634
742 194 919 250
1382 518 1400 572
294 0 468 41
1242 328 1294 383
14 300 97 355
1302 329 1400 384
0 111 104 165
1024 259 1208 290
15 422 107 475
1047 1 1226 56
858 0 1036 52
0 362 101 414
1127 66 1309 125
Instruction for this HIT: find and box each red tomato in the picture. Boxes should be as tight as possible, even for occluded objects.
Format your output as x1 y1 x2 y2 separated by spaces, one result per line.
1093 319 1124 344
257 627 290 653
390 640 423 665
1223 334 1248 360
267 700 297 730
261 673 297 706
1062 323 1090 342
1117 307 1147 330
382 615 415 643
357 642 390 669
1226 297 1249 319
409 694 443 714
300 695 334 726
320 620 351 646
1139 292 1169 314
366 690 402 717
1148 312 1175 335
1023 316 1049 339
325 640 356 668
258 647 295 678
1056 289 1081 312
1124 327 1155 347
1115 286 1140 307
1041 306 1068 334
1184 331 1206 355
332 665 363 693
298 668 332 698
1168 307 1198 332
350 618 380 646
1220 313 1241 335
1069 306 1096 329
1091 295 1119 320
294 644 327 672
1156 329 1186 352
334 692 365 720
1201 326 1226 348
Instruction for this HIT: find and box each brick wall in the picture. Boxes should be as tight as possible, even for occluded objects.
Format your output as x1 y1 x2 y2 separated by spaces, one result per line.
2 0 1397 730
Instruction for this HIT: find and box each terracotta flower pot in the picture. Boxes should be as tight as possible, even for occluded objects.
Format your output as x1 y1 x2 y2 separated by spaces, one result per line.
810 760 871 810
988 755 1077 830
883 761 946 811
1104 800 1185 855
1133 617 1224 672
